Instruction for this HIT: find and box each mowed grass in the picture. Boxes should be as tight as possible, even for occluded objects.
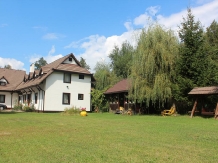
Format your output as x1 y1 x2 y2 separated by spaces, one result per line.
0 112 218 163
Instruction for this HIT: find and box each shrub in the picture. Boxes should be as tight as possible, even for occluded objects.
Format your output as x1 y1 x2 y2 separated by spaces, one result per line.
62 106 80 115
22 104 35 112
13 103 23 111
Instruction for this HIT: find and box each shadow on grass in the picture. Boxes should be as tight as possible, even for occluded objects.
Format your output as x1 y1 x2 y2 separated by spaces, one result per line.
0 111 24 114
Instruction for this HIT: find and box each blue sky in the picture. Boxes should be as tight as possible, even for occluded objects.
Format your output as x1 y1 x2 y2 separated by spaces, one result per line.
0 0 218 73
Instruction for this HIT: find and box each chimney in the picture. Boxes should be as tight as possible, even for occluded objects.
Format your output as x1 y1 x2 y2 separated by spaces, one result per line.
30 63 35 72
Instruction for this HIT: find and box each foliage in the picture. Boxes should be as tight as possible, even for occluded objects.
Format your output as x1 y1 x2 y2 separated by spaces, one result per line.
62 106 80 115
4 64 12 69
13 103 23 111
1 113 218 162
109 42 134 78
94 61 119 90
175 8 209 111
91 89 108 112
79 57 90 70
35 57 47 70
129 23 179 107
22 103 35 112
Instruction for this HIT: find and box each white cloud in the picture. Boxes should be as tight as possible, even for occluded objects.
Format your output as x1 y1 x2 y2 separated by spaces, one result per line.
33 26 48 31
65 0 218 73
29 45 63 67
42 33 65 40
0 23 8 28
48 45 55 56
0 57 24 70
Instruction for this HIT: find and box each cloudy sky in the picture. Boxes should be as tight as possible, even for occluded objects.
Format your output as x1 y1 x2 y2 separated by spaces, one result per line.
0 0 218 72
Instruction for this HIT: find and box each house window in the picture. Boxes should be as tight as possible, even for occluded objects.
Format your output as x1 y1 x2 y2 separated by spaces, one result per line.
0 82 6 86
79 74 84 79
69 58 72 61
63 93 70 104
35 93 38 104
64 73 71 83
78 94 84 100
0 95 5 103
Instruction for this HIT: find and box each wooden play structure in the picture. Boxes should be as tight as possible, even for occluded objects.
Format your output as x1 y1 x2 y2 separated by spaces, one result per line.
188 86 218 119
161 104 176 116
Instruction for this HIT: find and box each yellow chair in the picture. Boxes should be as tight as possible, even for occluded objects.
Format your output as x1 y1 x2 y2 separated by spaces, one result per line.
161 105 176 116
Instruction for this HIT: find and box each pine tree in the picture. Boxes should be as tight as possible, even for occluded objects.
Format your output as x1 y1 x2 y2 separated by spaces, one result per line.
175 8 209 109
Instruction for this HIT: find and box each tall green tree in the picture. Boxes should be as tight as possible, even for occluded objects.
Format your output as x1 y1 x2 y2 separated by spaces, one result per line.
129 23 179 107
175 8 209 108
109 42 134 78
94 61 118 91
35 57 47 70
205 20 218 85
79 57 90 70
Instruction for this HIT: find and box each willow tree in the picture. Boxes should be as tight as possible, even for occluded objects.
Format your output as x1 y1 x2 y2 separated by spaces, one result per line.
129 24 179 107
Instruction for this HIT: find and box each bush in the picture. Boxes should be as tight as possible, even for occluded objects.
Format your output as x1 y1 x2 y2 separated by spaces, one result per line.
13 103 23 111
22 104 35 112
62 106 80 115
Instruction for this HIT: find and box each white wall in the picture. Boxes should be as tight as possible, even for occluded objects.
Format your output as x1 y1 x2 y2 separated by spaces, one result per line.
0 92 19 108
44 72 91 111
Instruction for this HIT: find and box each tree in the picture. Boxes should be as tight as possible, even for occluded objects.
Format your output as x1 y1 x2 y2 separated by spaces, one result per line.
79 57 90 70
91 89 108 112
205 20 218 85
175 8 209 110
129 23 179 108
109 42 134 78
35 57 47 70
4 64 12 69
94 61 119 91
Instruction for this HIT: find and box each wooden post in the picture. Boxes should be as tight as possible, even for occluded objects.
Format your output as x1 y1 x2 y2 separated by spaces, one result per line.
191 99 198 118
214 102 218 120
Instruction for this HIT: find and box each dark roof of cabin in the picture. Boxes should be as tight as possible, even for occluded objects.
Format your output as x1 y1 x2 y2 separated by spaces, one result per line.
104 79 129 94
188 86 218 95
0 68 26 91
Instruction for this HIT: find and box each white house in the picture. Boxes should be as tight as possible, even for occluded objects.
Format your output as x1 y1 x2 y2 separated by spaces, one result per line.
0 53 94 111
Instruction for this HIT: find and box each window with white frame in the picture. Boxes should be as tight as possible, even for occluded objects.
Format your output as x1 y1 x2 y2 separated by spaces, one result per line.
0 95 5 103
63 93 70 104
79 74 84 79
64 73 71 83
78 94 84 100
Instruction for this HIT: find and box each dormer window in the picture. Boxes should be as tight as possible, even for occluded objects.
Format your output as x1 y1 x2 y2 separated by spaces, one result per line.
0 82 6 86
69 58 72 62
0 77 8 86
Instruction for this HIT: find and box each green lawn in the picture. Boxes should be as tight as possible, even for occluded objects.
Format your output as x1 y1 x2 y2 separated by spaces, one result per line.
0 112 218 163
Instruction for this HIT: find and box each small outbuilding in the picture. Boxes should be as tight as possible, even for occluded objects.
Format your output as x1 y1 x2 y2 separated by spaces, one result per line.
188 86 218 119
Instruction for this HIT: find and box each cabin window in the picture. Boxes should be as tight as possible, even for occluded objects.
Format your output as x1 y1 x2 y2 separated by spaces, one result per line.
0 95 5 103
79 74 84 79
64 73 71 83
35 93 38 104
63 93 70 104
78 94 84 100
69 58 72 61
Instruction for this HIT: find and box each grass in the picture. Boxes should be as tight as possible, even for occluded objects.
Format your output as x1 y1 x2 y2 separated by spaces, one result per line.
0 112 218 163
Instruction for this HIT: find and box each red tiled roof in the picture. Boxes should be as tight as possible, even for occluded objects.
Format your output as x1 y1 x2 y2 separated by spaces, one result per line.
0 69 26 91
104 79 129 94
188 86 218 95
